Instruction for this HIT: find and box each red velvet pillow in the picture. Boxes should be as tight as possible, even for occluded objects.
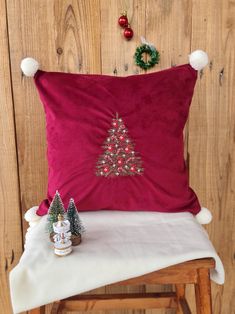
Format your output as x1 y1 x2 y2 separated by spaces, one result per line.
30 62 203 216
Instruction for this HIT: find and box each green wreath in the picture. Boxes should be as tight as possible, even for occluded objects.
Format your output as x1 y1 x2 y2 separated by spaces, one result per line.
134 44 160 70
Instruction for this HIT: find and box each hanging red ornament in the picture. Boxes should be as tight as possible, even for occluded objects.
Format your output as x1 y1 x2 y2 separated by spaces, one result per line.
118 11 128 28
124 26 134 40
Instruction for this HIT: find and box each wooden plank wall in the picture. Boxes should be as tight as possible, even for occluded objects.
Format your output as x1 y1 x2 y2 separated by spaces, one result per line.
0 0 23 312
0 0 234 313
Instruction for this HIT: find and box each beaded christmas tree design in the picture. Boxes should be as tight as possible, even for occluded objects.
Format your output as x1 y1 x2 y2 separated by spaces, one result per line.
96 113 144 177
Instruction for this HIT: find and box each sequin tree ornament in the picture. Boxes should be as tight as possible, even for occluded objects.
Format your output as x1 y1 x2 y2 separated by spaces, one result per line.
96 113 144 177
47 190 65 241
66 198 85 246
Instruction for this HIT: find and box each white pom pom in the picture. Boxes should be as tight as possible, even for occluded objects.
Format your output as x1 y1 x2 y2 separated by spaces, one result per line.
189 50 209 71
20 57 39 77
196 207 212 224
24 206 41 223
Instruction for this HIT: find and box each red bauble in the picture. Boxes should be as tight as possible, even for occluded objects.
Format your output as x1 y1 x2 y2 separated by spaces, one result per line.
123 27 134 40
118 15 128 28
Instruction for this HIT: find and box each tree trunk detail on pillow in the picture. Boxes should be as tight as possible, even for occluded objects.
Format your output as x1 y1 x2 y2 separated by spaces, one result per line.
96 113 144 177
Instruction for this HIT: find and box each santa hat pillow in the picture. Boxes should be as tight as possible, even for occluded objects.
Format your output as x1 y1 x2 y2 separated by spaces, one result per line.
21 50 212 225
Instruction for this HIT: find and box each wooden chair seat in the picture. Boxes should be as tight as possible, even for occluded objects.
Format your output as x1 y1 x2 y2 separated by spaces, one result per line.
29 258 215 314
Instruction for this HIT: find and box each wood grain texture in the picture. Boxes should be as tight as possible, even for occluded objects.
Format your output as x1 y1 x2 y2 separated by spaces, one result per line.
195 268 212 314
0 0 23 313
189 0 235 313
58 293 178 311
6 0 53 237
100 0 146 76
2 0 234 313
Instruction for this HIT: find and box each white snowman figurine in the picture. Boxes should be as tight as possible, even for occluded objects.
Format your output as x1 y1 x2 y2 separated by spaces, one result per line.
53 214 72 256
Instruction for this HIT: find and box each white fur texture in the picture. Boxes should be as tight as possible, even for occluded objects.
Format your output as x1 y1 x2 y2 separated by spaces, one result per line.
24 206 41 222
20 57 39 77
10 211 224 313
28 221 39 228
189 50 209 70
196 207 212 224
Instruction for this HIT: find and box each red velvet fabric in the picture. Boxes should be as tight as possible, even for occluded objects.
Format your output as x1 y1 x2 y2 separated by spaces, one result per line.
34 63 201 216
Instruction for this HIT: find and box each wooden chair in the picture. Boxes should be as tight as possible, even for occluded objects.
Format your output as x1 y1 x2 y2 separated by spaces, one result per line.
29 258 215 314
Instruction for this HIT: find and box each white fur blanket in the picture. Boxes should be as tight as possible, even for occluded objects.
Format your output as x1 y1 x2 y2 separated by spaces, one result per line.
10 210 224 313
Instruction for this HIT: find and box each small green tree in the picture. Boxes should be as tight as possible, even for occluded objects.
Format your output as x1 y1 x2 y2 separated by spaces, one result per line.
47 190 65 233
67 198 85 236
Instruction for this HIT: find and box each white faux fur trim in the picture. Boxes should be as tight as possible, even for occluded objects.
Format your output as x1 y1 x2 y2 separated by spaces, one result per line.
28 221 39 228
196 207 212 224
24 206 41 223
20 57 39 77
189 50 209 71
